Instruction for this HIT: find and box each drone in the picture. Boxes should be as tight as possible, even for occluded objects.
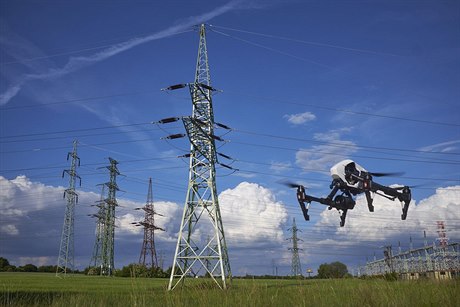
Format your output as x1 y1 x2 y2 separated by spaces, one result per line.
284 159 412 227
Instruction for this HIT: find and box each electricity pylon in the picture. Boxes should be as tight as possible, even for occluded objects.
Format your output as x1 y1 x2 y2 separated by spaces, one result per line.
288 218 303 277
167 24 231 290
56 140 81 276
89 157 120 276
89 185 105 272
133 178 164 268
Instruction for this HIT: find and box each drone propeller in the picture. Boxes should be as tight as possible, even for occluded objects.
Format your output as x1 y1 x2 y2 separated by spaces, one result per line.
369 171 404 177
278 180 303 189
393 184 421 190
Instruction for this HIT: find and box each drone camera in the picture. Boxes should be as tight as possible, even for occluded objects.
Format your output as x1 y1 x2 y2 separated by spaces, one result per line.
333 195 355 211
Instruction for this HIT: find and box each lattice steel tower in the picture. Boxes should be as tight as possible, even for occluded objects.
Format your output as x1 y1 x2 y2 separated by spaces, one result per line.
168 24 231 290
89 185 105 272
56 140 81 276
89 157 120 276
134 178 164 268
437 221 449 248
288 218 303 276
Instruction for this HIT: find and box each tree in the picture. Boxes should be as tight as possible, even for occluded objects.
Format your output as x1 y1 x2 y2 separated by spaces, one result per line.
0 257 10 271
38 265 58 273
20 264 38 272
317 261 348 279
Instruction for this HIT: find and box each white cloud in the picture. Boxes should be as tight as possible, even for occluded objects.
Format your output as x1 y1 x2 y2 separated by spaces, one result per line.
18 256 52 266
270 161 292 173
295 129 357 173
284 112 316 125
219 182 288 245
1 224 19 235
419 140 460 153
117 213 141 235
316 185 460 243
0 175 181 268
233 172 257 179
116 200 181 241
0 175 65 224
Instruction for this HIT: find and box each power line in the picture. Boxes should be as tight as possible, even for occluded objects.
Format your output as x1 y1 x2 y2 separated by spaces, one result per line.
209 24 402 57
232 128 460 156
0 122 152 139
0 91 159 111
233 140 460 166
224 90 460 128
0 126 180 144
210 27 331 69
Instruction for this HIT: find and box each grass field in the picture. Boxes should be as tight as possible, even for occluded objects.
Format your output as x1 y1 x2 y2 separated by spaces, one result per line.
1 273 459 306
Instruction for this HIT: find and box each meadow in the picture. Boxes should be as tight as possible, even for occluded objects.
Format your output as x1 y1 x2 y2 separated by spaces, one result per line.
1 272 459 306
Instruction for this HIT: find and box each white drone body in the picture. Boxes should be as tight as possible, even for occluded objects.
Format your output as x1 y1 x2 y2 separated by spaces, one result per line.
330 159 366 188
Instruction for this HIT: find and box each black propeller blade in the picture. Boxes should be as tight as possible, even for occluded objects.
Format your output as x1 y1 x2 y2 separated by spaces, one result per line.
393 184 421 190
369 171 404 177
278 180 303 189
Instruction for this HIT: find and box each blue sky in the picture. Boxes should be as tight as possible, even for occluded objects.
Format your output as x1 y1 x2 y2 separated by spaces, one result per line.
1 0 459 276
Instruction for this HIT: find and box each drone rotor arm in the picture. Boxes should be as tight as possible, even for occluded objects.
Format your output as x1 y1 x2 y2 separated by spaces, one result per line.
296 186 336 221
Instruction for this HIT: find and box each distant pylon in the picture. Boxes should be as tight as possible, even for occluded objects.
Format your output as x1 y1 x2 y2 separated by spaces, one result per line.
436 221 448 248
89 184 105 272
133 178 164 268
167 24 231 290
56 140 81 276
288 218 303 276
89 157 120 276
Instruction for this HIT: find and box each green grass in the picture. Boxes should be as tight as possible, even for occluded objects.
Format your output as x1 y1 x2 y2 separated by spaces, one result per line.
1 273 459 306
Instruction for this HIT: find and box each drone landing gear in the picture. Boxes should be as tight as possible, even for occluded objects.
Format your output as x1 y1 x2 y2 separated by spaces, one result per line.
372 183 412 220
333 195 355 227
329 206 348 226
340 209 348 227
296 185 355 227
400 187 411 220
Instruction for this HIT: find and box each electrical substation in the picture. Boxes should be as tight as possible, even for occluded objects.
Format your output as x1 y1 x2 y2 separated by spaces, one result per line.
358 222 459 279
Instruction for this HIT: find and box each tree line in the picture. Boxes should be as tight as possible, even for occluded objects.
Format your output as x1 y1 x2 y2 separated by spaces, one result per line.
0 257 169 277
1 257 351 279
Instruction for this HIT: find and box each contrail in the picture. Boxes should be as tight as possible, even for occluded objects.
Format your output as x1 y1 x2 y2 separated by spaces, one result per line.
0 0 242 106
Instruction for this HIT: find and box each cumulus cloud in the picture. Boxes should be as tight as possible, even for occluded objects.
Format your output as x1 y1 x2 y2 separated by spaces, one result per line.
1 224 19 236
3 174 457 275
117 200 181 241
219 182 288 244
217 182 291 274
316 185 460 243
284 111 316 125
18 256 53 266
0 175 65 224
0 175 180 268
117 213 140 235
